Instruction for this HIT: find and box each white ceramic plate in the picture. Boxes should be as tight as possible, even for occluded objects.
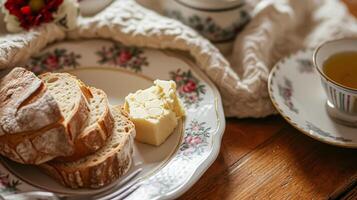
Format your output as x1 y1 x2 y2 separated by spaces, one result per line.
268 50 357 148
0 39 225 199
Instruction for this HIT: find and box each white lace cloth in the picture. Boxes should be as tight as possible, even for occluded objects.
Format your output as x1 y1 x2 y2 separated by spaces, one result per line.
0 0 357 118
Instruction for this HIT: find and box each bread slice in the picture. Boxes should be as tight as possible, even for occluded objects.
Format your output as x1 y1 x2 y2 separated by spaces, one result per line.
0 124 75 164
39 72 91 140
0 67 62 135
57 87 114 162
40 106 135 188
0 71 91 164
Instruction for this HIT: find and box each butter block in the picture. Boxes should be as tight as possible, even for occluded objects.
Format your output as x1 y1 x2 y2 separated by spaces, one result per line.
154 80 185 119
124 80 185 146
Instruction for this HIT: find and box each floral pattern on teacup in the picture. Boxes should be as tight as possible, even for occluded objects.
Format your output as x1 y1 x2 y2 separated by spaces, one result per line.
170 69 206 107
165 10 250 42
26 49 81 74
96 43 148 73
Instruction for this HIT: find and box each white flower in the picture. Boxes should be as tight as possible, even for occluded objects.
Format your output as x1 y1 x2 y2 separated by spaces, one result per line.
1 1 23 33
54 0 79 31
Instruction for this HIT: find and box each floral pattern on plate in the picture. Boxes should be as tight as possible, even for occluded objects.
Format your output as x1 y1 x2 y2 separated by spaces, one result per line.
180 120 211 156
297 59 314 73
278 78 298 114
0 171 20 195
128 118 214 200
96 43 148 72
26 49 81 74
170 69 206 107
305 121 352 142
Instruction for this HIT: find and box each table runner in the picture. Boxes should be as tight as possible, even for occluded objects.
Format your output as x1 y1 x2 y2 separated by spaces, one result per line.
0 0 356 118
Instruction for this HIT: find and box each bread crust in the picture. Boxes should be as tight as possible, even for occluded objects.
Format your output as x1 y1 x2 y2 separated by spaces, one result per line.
0 67 62 135
0 69 91 164
0 122 75 164
40 107 135 189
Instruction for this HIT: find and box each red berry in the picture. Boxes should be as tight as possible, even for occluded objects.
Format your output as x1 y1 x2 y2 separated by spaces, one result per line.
20 6 31 15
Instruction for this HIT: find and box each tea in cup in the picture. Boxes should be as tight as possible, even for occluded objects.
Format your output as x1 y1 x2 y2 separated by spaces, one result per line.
313 38 357 127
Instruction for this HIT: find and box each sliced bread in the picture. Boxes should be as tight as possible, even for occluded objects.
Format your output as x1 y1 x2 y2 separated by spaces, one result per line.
40 106 135 189
0 124 74 164
39 72 91 140
0 67 62 135
0 71 91 164
57 87 114 162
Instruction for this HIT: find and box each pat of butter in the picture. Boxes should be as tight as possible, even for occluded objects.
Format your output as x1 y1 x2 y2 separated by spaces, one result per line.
124 80 185 146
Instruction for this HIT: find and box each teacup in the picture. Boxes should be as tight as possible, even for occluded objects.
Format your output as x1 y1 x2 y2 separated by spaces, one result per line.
162 0 250 53
313 38 357 127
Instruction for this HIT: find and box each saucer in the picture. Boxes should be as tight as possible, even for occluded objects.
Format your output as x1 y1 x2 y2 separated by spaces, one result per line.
268 50 357 148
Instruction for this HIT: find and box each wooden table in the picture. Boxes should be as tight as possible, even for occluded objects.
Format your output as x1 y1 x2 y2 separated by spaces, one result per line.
179 2 357 200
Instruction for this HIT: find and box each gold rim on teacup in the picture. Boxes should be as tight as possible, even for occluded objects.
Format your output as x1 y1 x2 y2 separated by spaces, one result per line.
313 38 357 92
313 38 357 127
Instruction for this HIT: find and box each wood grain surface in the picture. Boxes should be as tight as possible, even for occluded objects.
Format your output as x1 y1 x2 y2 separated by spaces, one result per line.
179 2 357 200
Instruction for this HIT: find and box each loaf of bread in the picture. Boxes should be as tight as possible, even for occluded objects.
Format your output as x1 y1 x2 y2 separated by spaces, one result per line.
40 106 135 188
0 69 91 164
0 67 62 135
0 67 136 188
